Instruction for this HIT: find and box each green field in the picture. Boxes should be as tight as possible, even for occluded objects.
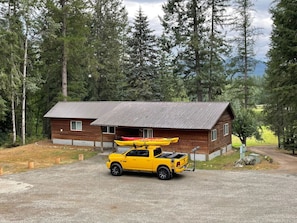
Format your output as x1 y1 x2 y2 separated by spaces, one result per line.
192 126 279 170
232 126 278 148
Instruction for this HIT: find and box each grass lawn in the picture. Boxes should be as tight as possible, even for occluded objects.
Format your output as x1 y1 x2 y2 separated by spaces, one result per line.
193 149 278 170
0 140 98 175
193 126 279 170
232 126 278 148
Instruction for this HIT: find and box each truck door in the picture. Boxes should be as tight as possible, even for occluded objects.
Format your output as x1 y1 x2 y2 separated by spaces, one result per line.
124 149 152 171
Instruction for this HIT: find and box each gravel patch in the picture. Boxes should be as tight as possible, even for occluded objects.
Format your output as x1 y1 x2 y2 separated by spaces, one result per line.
0 154 296 223
0 179 33 194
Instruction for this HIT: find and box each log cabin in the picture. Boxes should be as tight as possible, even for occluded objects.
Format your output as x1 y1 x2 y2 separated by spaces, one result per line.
44 101 235 161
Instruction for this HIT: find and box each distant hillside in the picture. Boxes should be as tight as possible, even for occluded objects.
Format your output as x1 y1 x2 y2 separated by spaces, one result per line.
252 60 267 77
227 59 267 78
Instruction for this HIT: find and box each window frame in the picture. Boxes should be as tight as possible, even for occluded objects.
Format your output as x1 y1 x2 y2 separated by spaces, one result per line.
70 120 82 131
223 123 229 136
102 126 115 134
126 149 149 157
211 129 217 141
143 128 153 138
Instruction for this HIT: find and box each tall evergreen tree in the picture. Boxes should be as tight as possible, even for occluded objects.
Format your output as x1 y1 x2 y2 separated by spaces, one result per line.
38 0 89 103
86 0 128 101
124 8 159 101
161 0 208 101
230 0 257 108
37 0 90 136
226 0 262 146
156 34 187 101
264 0 297 150
205 0 231 101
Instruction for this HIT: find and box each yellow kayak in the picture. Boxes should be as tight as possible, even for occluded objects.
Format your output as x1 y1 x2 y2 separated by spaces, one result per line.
114 137 179 146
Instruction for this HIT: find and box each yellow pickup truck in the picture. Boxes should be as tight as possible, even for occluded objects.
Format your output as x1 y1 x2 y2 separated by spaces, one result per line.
106 146 189 180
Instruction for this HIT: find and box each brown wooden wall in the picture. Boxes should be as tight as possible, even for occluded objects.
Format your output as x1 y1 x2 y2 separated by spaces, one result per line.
155 129 209 154
50 118 114 142
208 110 232 153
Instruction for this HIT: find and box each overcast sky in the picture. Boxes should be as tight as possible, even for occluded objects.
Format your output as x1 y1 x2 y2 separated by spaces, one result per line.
123 0 273 61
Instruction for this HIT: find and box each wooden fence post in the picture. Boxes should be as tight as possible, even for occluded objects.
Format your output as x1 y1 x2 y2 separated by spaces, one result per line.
55 157 61 164
79 154 84 161
28 161 34 169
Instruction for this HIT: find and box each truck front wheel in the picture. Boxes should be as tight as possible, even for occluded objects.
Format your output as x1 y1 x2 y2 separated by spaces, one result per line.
110 163 123 176
157 166 172 180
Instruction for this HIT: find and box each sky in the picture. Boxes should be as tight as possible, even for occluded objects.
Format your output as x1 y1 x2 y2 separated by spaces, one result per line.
123 0 273 62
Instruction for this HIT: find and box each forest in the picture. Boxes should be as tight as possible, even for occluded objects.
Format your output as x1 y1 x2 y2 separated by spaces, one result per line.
0 0 296 151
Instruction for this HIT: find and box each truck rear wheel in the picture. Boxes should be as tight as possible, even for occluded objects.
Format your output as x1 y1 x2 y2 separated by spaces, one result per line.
157 166 172 180
110 163 123 176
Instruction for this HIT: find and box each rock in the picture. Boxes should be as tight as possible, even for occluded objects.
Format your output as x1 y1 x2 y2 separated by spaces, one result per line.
234 155 257 167
243 156 256 165
234 159 245 167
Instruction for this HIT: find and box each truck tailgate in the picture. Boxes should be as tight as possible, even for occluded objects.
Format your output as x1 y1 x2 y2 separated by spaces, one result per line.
179 154 188 167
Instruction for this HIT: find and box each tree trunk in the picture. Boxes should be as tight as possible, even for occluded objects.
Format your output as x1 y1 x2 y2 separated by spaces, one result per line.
61 0 68 101
8 0 16 144
240 136 247 146
22 30 28 145
243 0 249 109
208 0 215 102
192 1 203 101
11 94 16 144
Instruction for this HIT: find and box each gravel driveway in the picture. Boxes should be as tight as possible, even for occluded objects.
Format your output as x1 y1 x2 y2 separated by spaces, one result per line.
1 151 297 223
250 146 297 173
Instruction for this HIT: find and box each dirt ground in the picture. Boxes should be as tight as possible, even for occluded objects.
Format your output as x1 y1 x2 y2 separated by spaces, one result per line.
0 141 97 175
249 145 297 174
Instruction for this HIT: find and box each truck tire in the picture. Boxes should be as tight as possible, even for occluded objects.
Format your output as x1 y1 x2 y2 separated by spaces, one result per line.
157 166 172 180
110 163 123 176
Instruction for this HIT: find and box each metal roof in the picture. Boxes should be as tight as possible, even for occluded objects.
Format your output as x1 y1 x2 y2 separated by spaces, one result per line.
44 101 234 130
44 101 121 119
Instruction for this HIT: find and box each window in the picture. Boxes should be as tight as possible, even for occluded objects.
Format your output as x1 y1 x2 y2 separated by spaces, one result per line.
211 129 217 141
126 150 138 156
143 128 153 138
154 147 162 157
70 121 82 131
126 150 149 157
223 123 229 136
102 126 115 134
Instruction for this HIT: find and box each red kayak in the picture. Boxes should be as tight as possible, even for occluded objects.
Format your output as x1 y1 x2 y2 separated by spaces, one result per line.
121 136 179 143
121 136 143 141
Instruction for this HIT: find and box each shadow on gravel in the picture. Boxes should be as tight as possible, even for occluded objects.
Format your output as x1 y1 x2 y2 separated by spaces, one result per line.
104 171 187 181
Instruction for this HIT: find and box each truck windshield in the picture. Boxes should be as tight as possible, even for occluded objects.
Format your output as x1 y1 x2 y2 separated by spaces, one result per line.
154 147 162 157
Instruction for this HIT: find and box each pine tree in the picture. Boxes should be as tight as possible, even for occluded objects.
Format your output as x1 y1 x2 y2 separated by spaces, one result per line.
86 0 128 101
264 0 297 150
205 0 231 101
124 8 159 101
35 0 91 136
38 0 90 103
230 0 257 108
161 0 210 101
156 34 187 101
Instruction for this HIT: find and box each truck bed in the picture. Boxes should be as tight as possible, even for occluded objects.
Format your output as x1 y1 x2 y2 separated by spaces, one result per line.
157 152 186 159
